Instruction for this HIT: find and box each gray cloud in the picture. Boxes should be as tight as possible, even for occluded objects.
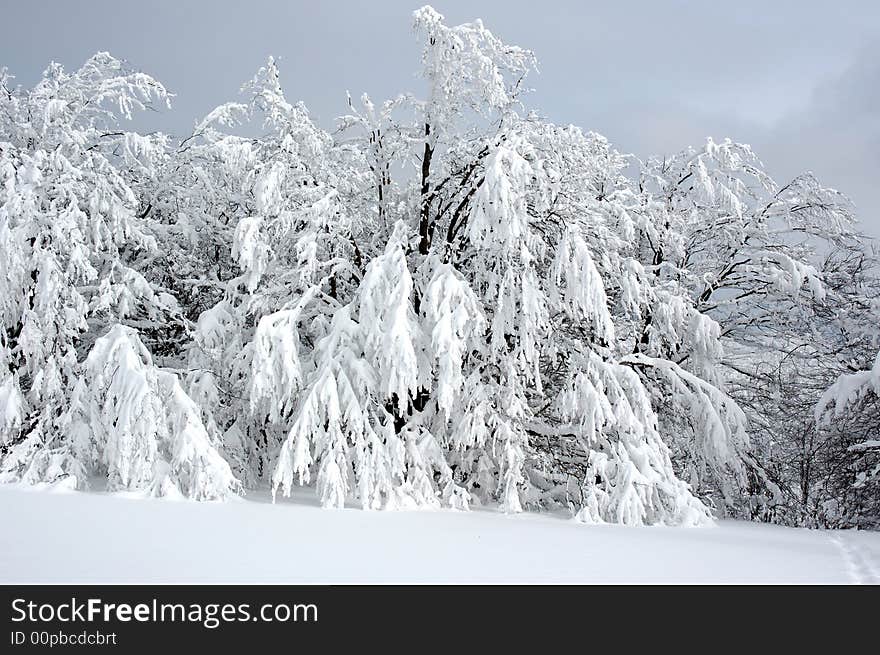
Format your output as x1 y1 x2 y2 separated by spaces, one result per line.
757 42 880 237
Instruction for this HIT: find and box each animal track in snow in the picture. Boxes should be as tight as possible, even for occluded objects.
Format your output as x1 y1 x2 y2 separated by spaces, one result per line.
830 532 880 584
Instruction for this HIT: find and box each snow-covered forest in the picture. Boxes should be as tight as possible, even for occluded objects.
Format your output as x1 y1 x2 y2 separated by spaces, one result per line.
1 6 878 529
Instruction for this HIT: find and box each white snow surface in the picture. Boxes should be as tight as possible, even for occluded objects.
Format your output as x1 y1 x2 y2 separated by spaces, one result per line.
1 485 878 584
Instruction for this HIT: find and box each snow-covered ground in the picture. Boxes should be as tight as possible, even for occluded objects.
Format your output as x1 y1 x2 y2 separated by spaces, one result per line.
1 485 878 584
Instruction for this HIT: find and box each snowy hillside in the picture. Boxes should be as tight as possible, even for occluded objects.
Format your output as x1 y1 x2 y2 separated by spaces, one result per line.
1 486 877 584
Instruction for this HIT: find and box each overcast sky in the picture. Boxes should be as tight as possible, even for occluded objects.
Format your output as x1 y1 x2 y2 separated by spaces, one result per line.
2 0 879 237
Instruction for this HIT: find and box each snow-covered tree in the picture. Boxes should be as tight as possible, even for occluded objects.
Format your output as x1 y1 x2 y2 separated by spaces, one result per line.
627 136 874 518
270 220 467 510
0 53 191 492
813 351 880 527
16 324 238 499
